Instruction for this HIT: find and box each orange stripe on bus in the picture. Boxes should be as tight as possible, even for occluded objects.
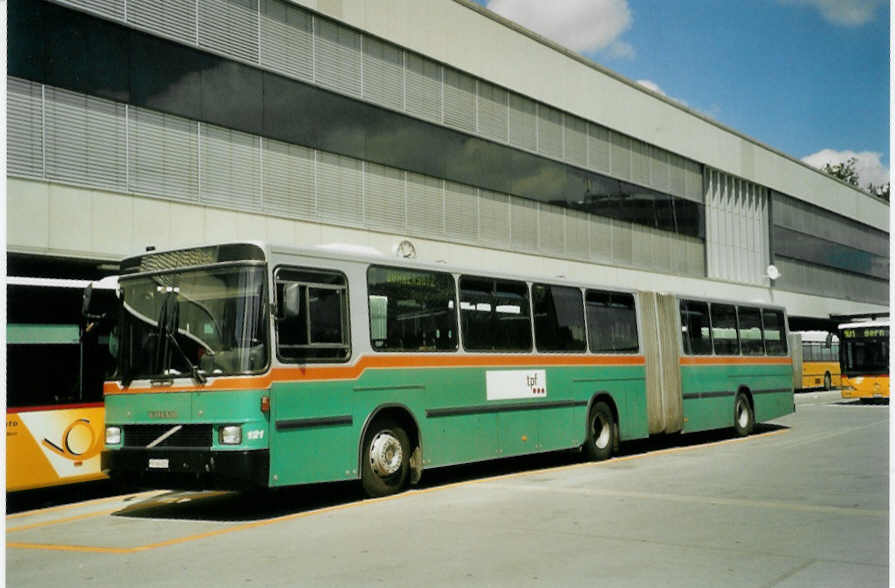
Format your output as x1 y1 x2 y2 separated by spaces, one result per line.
103 354 646 396
679 356 792 366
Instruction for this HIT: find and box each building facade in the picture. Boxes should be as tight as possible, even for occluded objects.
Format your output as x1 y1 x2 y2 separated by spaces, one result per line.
7 0 890 326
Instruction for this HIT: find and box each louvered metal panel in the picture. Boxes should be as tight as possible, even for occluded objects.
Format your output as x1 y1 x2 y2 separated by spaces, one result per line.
443 68 475 133
364 162 405 231
405 53 441 123
478 189 509 247
631 139 650 187
444 181 478 241
477 81 508 143
588 123 611 174
508 93 537 151
45 86 127 191
316 151 363 226
565 209 589 260
684 159 703 203
589 214 613 262
128 0 197 45
609 131 631 181
199 0 260 63
362 37 404 111
8 78 44 178
611 219 633 266
406 172 444 236
564 115 587 169
510 196 538 252
537 105 563 160
63 0 124 20
315 19 362 97
650 146 670 193
200 123 261 211
262 138 315 219
538 202 565 255
260 0 313 82
129 106 199 202
668 153 686 198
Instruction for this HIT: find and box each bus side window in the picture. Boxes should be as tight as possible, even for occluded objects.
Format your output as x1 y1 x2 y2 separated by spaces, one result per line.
366 266 458 352
710 303 739 355
459 276 532 352
274 267 350 362
738 306 764 356
533 284 587 352
586 290 639 353
679 299 712 355
762 310 788 356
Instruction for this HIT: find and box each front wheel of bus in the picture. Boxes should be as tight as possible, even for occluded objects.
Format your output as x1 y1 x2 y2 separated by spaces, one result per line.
733 393 755 437
584 401 615 461
361 420 410 498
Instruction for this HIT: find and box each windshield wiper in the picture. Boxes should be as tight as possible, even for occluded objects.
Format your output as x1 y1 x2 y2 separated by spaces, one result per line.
155 291 207 384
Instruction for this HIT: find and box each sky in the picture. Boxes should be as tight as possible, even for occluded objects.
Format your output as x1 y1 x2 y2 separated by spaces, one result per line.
474 0 890 188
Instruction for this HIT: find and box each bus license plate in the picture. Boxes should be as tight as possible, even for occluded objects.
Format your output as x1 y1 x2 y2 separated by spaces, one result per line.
148 459 169 469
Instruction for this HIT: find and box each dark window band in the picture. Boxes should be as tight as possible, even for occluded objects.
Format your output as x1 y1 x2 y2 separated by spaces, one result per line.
682 388 791 400
276 415 353 430
10 0 704 239
426 400 586 418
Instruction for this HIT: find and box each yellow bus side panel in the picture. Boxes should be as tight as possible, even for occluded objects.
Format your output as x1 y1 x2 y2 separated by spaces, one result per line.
841 375 890 400
801 361 841 389
6 406 107 492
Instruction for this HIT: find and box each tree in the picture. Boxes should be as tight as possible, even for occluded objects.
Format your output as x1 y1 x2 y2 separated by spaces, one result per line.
821 157 889 202
866 182 890 202
822 157 860 186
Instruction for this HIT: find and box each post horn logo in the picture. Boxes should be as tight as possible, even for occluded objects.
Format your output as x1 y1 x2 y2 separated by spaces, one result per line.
41 418 104 461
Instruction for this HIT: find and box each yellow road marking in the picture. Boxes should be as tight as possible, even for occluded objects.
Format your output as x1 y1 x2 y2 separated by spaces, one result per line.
7 428 789 553
7 508 123 533
6 490 163 520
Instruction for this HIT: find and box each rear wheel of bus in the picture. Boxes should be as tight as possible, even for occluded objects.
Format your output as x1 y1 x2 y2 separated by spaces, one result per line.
361 419 410 498
584 401 616 461
733 392 755 436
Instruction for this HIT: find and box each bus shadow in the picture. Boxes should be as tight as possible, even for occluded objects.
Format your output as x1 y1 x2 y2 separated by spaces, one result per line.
834 399 889 406
111 425 788 523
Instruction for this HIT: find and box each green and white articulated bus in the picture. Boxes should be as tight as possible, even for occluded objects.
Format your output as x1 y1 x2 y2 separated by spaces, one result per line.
97 242 794 497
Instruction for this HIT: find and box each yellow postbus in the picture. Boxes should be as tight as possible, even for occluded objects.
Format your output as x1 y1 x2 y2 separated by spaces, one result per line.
838 319 889 403
6 276 117 492
796 331 841 390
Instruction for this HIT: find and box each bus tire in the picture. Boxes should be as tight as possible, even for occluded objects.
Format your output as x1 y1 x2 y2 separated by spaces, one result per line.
361 419 410 498
733 392 755 437
823 372 832 390
584 401 615 461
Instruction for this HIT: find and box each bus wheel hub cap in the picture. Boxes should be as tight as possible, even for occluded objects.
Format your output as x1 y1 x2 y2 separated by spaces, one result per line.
594 417 610 449
370 432 403 477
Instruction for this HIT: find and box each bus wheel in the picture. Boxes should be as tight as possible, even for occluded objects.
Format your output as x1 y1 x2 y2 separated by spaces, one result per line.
584 401 615 461
823 373 832 390
733 393 754 437
361 419 410 498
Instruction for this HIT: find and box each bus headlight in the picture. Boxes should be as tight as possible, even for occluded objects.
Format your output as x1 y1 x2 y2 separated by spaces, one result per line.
105 426 122 445
220 425 242 445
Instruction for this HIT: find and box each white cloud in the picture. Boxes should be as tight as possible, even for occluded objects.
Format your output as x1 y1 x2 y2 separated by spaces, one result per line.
635 79 688 107
802 149 890 187
781 0 885 26
486 0 632 55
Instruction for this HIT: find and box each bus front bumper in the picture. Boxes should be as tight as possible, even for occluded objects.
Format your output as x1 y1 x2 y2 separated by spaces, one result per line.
102 448 270 490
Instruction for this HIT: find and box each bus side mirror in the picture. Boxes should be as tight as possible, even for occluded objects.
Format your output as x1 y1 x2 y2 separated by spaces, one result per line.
825 332 833 348
82 283 95 318
281 283 302 319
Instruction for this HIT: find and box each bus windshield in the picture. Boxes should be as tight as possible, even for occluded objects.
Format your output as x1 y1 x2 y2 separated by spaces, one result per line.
840 327 889 377
116 265 268 383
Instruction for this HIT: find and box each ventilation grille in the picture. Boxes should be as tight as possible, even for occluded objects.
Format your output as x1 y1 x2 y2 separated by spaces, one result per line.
124 424 213 448
8 78 43 178
128 0 196 45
